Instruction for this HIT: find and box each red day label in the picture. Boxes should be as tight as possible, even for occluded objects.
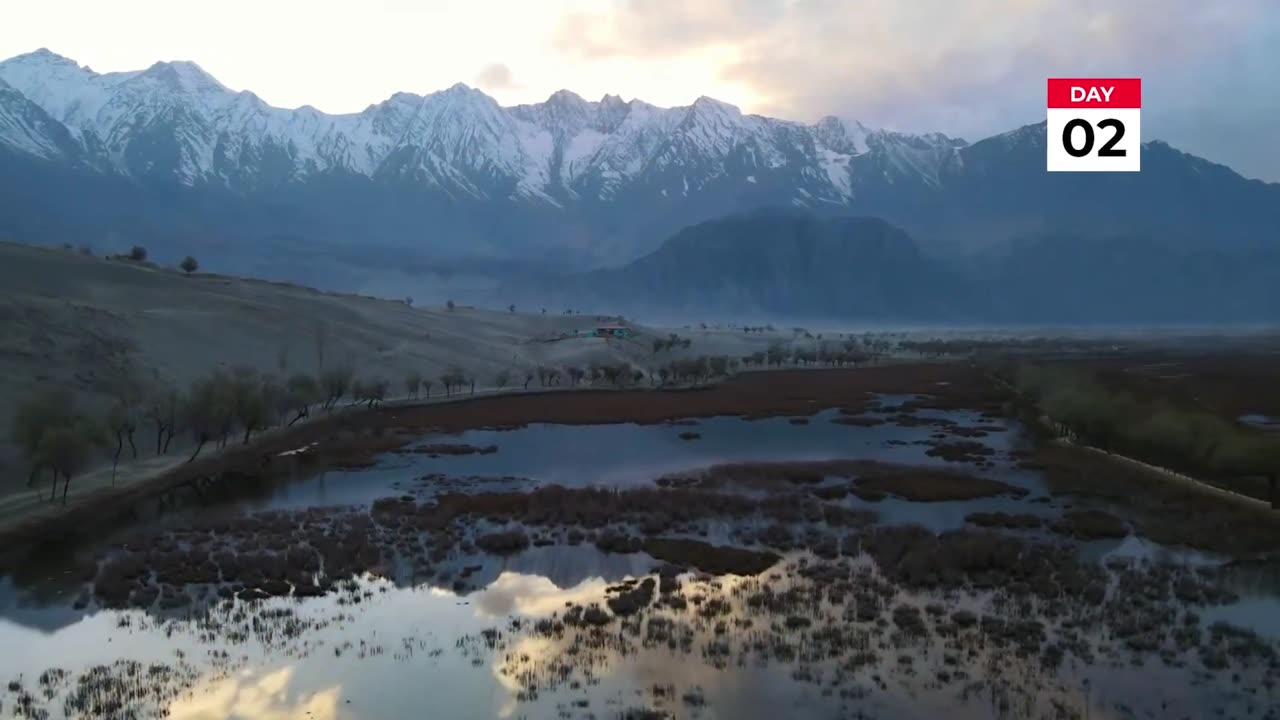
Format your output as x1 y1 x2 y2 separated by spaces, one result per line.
1047 78 1141 109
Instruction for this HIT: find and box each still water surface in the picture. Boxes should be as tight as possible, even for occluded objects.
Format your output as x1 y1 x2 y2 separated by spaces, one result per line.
1 403 1276 719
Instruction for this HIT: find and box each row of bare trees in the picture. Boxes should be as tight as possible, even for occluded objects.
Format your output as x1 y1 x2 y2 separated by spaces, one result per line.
10 362 411 505
656 355 739 385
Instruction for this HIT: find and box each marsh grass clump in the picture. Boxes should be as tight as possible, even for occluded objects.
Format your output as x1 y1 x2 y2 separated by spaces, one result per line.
1050 510 1129 539
475 530 530 554
966 512 1043 530
642 538 779 576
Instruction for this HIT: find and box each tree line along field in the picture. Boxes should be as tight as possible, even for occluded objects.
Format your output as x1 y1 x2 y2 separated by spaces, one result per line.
999 356 1280 505
12 325 1280 512
7 352 776 507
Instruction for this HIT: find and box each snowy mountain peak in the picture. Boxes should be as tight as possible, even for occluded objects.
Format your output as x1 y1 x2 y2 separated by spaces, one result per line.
689 95 742 118
137 60 226 94
547 89 586 105
439 82 482 97
6 47 80 68
814 115 871 155
0 48 980 206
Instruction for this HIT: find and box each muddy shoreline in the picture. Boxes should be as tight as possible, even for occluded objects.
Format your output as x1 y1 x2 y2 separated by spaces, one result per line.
0 365 996 558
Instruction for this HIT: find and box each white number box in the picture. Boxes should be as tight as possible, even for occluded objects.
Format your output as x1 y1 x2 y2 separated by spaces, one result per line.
1046 78 1141 172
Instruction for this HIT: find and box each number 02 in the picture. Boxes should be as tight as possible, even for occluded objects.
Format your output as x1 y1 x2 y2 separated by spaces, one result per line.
1062 118 1126 157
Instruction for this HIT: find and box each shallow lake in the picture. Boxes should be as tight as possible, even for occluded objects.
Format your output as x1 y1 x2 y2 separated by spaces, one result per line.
1 401 1277 719
257 407 1033 508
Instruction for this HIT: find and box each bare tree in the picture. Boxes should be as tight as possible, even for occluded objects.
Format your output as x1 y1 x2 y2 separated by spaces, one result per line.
422 378 433 399
320 365 354 409
11 388 76 490
446 299 456 311
105 402 133 486
709 355 729 377
39 420 102 504
360 378 389 408
440 366 466 397
284 373 320 425
405 371 422 400
229 367 270 445
495 370 511 389
145 388 180 455
523 371 533 390
183 374 227 462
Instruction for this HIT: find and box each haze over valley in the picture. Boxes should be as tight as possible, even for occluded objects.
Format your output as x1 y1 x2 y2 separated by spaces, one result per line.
2 49 1278 324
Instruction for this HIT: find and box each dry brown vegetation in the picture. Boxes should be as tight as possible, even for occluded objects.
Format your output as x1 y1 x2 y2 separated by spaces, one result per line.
1026 444 1279 556
655 459 1025 503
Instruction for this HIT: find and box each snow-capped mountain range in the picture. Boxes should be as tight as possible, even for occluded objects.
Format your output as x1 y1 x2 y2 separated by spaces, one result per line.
0 48 957 205
1 47 1276 289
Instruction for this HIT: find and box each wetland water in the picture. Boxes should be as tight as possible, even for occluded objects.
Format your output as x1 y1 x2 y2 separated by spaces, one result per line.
1 399 1277 719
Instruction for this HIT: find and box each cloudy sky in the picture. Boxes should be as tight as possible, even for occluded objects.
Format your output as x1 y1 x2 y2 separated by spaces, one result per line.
4 0 1278 181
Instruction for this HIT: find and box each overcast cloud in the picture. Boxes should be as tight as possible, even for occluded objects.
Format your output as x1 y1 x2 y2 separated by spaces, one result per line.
555 0 1279 181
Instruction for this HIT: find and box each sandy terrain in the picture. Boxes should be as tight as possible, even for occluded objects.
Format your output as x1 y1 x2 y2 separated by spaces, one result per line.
0 242 789 499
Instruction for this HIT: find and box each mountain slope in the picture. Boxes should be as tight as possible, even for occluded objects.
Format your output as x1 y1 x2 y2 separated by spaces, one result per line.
508 210 1280 325
0 48 1276 286
517 209 976 321
844 123 1280 253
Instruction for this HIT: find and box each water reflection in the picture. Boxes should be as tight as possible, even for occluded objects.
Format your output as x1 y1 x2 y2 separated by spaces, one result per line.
168 667 341 720
1078 534 1227 567
254 408 1025 512
1 404 1277 719
0 553 1276 720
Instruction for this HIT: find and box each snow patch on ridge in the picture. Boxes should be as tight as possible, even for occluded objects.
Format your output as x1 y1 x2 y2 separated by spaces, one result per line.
0 48 969 201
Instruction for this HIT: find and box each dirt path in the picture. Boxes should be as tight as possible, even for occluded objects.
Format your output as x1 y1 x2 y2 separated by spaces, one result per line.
988 372 1276 512
1073 443 1275 511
